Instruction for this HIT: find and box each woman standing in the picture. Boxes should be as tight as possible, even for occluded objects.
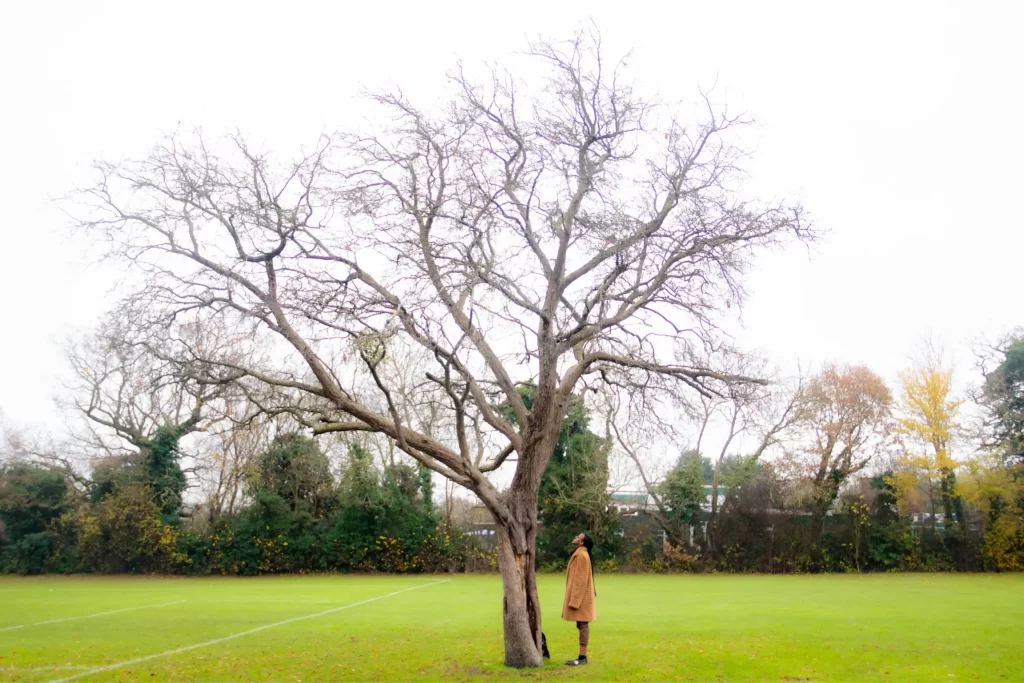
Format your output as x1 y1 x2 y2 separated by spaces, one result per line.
562 533 596 666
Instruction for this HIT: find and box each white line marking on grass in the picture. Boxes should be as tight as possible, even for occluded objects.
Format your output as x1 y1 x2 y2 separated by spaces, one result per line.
45 580 450 683
200 599 350 604
0 600 187 633
1 665 92 672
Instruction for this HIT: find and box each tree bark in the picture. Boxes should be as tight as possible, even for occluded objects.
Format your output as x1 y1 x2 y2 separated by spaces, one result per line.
493 490 543 668
486 425 558 668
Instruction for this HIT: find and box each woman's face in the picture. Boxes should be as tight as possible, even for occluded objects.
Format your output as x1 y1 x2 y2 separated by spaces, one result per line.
572 533 585 546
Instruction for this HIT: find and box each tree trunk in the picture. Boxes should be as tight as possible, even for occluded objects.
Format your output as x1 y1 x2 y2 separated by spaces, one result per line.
938 468 966 530
707 409 737 558
707 460 723 556
483 387 561 668
939 468 956 525
494 501 543 668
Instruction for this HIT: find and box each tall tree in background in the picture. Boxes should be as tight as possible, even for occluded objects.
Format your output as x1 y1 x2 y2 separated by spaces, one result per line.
657 450 706 543
332 443 384 563
789 365 892 530
894 356 966 532
72 32 807 666
0 462 70 574
970 332 1024 569
141 424 191 523
981 334 1024 464
331 443 441 571
960 453 1024 570
198 408 270 523
255 433 334 518
62 318 230 521
0 463 69 541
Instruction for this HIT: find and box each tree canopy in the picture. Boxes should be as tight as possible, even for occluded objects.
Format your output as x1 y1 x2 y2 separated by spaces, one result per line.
69 30 807 667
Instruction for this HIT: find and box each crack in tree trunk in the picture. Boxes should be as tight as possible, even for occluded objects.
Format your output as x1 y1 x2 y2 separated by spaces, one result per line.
495 514 543 668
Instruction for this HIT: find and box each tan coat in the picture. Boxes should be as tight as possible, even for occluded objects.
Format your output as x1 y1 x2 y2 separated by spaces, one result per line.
561 546 596 623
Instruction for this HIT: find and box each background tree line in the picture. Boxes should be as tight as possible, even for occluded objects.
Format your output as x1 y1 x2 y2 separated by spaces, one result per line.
615 335 1024 573
2 331 1021 576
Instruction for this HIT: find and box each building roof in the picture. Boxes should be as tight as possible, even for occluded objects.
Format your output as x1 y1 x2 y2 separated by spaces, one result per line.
611 486 727 512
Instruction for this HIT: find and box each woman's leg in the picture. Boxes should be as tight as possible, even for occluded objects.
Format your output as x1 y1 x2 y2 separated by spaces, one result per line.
576 621 589 658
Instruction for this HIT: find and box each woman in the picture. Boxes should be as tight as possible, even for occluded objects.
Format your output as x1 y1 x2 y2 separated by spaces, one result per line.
561 532 596 666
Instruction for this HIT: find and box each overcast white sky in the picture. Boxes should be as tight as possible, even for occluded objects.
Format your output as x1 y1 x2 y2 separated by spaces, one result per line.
1 0 1021 438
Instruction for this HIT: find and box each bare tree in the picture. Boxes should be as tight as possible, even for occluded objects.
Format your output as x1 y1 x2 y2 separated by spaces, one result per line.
195 402 272 523
610 360 801 552
72 32 807 667
684 357 801 537
61 317 228 461
611 427 688 546
1 426 92 493
58 313 241 524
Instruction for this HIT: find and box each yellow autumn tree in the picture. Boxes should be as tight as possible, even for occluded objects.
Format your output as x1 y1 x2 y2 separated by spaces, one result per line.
893 358 966 531
959 455 1024 570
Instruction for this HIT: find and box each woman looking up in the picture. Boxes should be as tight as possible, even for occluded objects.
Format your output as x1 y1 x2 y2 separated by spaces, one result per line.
562 532 596 666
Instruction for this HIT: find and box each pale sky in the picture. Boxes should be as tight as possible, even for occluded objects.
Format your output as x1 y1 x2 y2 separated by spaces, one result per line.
1 0 1021 439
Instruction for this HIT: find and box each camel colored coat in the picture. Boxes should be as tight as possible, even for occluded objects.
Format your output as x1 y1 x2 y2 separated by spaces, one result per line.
561 546 596 623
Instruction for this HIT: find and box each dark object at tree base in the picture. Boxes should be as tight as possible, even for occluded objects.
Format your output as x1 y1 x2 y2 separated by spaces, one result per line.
541 632 550 659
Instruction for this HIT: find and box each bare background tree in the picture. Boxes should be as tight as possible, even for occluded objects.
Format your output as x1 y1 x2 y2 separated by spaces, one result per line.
681 356 801 546
193 403 271 524
71 31 808 667
63 323 203 448
609 357 801 553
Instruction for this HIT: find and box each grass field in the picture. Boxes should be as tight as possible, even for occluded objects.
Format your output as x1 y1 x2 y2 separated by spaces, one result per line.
0 574 1021 682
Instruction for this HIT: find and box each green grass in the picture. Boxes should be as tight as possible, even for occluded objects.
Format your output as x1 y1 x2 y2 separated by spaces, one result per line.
0 574 1021 682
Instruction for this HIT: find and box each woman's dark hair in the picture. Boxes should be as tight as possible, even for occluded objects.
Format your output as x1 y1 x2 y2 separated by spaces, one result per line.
582 534 596 596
